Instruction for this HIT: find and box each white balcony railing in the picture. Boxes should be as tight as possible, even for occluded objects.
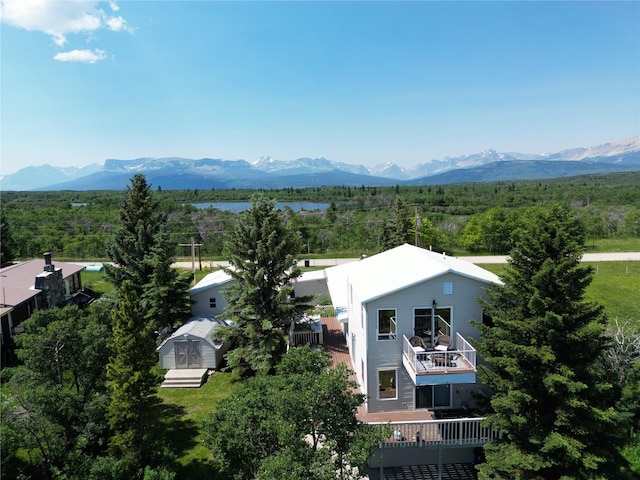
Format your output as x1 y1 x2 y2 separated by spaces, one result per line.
402 334 476 375
288 314 324 347
371 417 500 448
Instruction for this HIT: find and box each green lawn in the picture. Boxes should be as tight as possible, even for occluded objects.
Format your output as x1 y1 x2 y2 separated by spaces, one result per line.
586 237 640 253
479 261 640 325
157 371 240 478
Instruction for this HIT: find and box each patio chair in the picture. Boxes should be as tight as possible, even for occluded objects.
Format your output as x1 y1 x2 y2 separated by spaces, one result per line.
409 335 427 350
435 334 453 351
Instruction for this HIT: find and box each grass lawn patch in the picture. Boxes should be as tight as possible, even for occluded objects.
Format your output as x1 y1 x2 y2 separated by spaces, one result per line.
82 270 114 296
157 371 240 479
586 238 640 253
480 261 640 327
585 261 640 323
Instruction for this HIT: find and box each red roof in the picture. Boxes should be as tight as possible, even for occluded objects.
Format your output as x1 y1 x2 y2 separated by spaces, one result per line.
0 259 85 307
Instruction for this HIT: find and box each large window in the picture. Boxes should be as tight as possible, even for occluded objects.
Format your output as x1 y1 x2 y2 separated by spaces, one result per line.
377 309 396 341
416 384 451 409
414 307 452 339
378 369 397 400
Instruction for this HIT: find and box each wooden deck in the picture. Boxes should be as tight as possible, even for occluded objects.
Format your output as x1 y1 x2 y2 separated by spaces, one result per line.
322 316 435 423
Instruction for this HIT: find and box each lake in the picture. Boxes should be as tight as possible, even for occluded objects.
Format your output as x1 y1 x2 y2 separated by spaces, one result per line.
190 201 330 212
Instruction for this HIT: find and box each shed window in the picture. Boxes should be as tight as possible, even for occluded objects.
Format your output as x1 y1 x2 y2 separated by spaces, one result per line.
209 298 217 308
378 309 396 341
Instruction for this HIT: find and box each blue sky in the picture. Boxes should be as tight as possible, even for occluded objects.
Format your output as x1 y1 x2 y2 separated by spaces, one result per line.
1 1 638 175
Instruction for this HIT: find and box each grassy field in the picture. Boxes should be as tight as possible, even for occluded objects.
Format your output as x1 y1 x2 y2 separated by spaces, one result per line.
157 371 240 478
586 237 640 253
479 261 640 325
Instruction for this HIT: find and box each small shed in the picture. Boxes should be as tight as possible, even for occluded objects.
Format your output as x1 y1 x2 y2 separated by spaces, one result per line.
156 314 230 370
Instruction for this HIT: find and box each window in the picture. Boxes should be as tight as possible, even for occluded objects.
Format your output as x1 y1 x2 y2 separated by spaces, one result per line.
416 384 451 409
443 281 453 295
378 309 396 340
378 369 397 400
209 298 216 308
414 308 432 337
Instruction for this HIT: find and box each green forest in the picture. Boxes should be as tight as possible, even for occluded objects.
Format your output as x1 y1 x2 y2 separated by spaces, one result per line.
2 172 640 262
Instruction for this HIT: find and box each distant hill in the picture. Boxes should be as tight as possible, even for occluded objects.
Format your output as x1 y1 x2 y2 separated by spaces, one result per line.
407 160 640 185
1 136 638 191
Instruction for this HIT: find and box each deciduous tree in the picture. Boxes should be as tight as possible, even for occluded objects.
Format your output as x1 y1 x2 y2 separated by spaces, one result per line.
202 346 386 480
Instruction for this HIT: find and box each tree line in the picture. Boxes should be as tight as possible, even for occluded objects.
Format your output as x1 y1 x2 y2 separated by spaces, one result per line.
2 172 640 263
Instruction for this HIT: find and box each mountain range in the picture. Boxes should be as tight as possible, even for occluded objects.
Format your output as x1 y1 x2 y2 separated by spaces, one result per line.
1 136 638 191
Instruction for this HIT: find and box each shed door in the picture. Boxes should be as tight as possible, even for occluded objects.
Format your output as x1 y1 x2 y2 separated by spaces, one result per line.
174 340 201 368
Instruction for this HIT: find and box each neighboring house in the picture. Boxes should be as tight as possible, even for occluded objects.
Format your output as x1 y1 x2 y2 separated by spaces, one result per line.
189 268 328 317
324 243 501 415
291 268 329 303
0 253 87 366
189 269 233 317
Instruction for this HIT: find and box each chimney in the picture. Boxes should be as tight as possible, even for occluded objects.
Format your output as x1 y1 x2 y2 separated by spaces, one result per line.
43 252 55 272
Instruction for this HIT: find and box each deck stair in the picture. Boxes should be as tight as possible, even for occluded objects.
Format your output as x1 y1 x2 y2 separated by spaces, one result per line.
161 368 208 388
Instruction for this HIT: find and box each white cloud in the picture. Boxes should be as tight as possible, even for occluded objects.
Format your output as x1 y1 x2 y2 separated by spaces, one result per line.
54 48 107 64
106 15 127 32
0 0 131 47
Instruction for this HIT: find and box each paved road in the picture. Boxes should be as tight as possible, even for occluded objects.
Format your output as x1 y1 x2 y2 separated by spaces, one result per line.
170 251 640 270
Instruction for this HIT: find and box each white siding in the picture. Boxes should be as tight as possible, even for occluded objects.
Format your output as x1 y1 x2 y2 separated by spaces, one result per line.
362 272 493 414
190 287 229 317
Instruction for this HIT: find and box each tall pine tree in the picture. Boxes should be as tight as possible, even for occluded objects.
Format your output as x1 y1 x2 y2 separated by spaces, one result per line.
475 205 628 479
105 174 166 295
381 196 413 251
217 195 309 377
141 228 193 332
106 281 162 473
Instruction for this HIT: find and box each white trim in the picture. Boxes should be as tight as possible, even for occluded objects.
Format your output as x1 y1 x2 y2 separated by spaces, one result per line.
377 367 398 401
377 308 397 341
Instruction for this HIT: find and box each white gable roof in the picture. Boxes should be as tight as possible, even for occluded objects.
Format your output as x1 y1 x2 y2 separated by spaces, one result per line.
325 244 501 306
190 269 233 295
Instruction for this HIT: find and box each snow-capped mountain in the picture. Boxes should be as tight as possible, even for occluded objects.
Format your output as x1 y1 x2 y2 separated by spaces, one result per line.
1 136 638 191
252 156 370 176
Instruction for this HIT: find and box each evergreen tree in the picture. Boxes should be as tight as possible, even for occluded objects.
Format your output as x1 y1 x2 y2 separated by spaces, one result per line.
105 174 166 295
381 196 413 251
141 228 193 332
217 195 308 377
106 281 162 473
475 205 628 479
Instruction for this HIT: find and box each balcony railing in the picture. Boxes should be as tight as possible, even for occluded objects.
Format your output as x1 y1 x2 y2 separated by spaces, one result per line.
403 334 476 375
371 417 500 448
288 314 324 348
